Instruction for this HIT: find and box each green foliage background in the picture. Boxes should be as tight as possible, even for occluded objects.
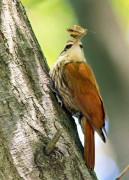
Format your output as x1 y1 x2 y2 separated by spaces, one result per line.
21 0 77 67
111 0 129 30
21 0 129 66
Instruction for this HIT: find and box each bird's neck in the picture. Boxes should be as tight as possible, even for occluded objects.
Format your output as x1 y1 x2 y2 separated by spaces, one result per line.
67 47 86 62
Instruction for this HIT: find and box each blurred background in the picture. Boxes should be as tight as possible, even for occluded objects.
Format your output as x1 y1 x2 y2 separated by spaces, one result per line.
21 0 129 179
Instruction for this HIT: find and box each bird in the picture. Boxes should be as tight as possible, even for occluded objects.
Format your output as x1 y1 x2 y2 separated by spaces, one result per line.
49 30 106 169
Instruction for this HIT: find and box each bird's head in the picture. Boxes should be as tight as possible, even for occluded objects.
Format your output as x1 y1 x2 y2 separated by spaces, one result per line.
60 40 85 62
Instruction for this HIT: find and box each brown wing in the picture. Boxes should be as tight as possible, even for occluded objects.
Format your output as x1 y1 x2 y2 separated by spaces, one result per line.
63 62 106 141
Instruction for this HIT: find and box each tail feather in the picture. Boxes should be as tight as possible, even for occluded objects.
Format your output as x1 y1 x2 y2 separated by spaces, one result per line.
97 127 106 143
82 117 95 169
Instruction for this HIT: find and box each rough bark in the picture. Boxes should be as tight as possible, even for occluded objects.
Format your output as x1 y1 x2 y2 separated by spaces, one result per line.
0 0 96 179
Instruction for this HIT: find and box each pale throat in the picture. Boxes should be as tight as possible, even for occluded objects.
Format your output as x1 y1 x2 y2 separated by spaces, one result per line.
67 46 85 62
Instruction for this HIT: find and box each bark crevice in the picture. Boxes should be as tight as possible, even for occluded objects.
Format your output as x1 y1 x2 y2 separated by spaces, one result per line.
0 0 97 179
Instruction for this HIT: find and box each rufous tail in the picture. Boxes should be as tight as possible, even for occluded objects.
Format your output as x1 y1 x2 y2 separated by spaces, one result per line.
81 117 95 169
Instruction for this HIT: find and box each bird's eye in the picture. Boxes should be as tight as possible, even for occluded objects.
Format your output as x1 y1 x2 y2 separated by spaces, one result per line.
80 44 83 48
65 44 72 49
63 44 72 52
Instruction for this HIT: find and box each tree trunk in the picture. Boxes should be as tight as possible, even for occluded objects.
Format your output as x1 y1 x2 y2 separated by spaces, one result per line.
0 0 96 179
